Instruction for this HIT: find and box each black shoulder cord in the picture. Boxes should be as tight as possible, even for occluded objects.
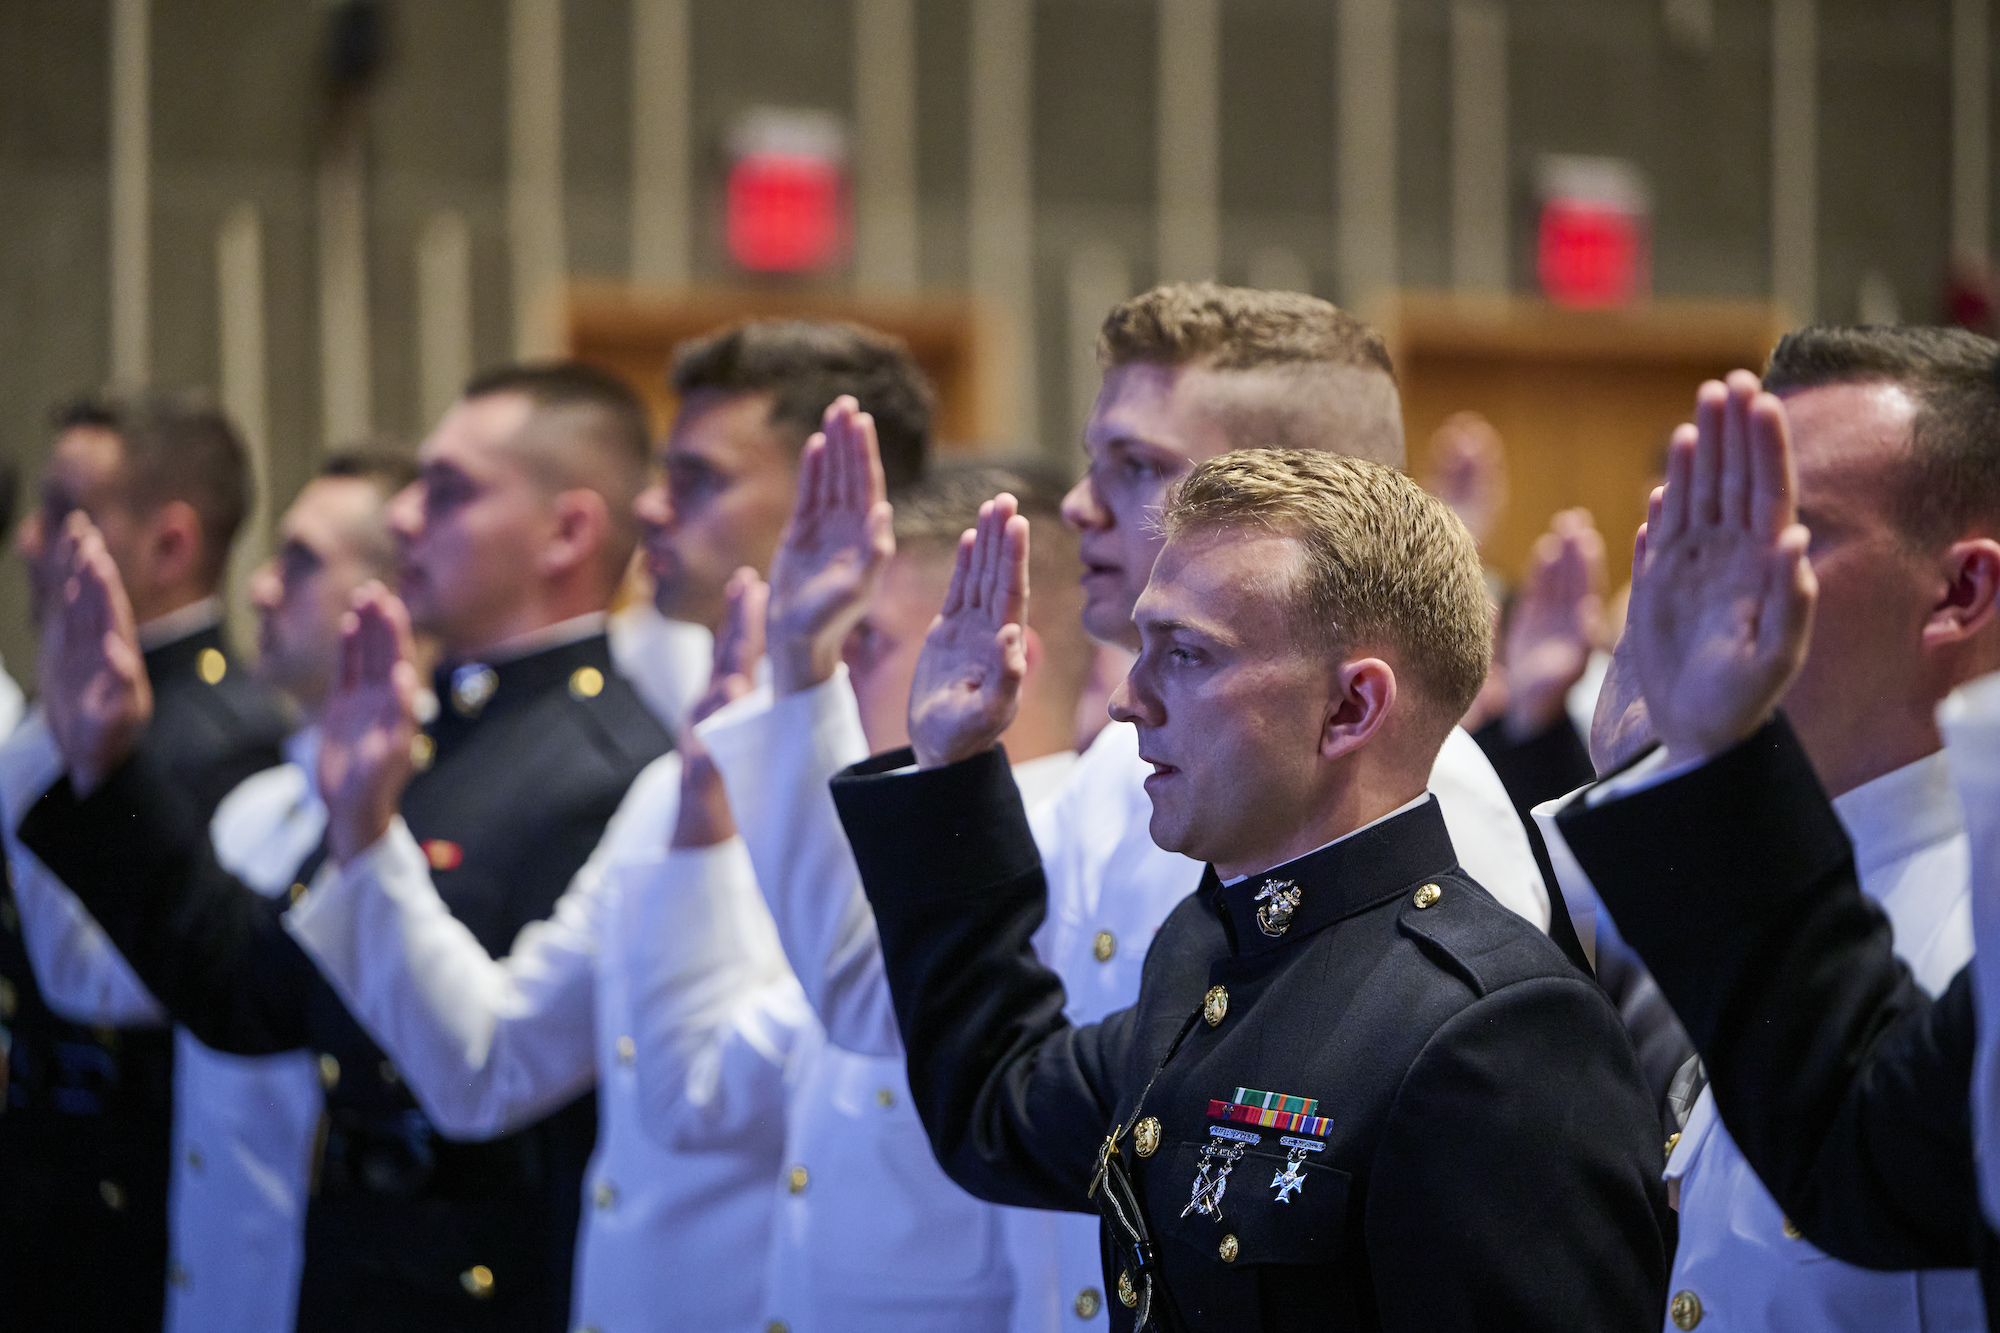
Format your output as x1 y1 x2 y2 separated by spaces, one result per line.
1087 1001 1204 1331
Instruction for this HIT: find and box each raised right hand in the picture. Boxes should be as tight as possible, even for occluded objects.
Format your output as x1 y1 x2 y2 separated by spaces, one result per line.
38 512 153 796
907 493 1029 770
765 395 894 697
1627 371 1817 770
1504 507 1604 740
672 566 768 849
320 583 423 867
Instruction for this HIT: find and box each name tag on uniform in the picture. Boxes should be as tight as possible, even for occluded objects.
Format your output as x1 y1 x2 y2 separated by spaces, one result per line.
1208 1125 1261 1144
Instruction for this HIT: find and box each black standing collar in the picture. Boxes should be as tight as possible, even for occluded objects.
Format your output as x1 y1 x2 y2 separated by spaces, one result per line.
427 633 614 745
1202 796 1460 957
142 622 229 680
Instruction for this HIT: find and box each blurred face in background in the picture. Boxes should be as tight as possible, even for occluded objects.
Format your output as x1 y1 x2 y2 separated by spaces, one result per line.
637 390 797 630
388 391 555 658
248 476 389 714
18 426 141 622
842 547 954 752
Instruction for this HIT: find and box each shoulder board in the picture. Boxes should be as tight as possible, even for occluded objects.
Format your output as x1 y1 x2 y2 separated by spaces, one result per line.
1395 873 1575 998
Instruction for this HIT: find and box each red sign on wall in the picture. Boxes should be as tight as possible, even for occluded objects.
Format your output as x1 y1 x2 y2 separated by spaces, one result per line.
725 109 850 275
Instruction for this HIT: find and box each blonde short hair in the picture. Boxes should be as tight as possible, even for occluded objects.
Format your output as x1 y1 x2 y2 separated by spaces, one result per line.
1162 449 1491 726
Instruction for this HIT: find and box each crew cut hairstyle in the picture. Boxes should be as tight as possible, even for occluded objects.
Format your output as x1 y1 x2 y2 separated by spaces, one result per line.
53 389 250 589
1764 325 2000 547
670 319 934 492
1096 283 1405 469
462 361 654 577
1162 449 1492 730
318 448 420 575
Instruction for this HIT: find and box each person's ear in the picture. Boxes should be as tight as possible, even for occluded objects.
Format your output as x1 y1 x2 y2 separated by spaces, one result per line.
144 500 204 595
1321 657 1397 762
539 489 610 580
1922 537 2000 648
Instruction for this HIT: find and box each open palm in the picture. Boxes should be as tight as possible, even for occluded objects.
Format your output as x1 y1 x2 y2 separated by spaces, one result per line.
765 395 894 695
38 513 152 795
319 584 423 865
1630 372 1816 767
907 493 1030 769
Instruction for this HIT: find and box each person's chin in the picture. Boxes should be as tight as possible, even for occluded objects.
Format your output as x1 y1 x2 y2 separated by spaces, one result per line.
1080 592 1140 645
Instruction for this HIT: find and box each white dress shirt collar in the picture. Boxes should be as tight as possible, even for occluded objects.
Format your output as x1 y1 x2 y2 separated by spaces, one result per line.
476 611 607 665
284 725 322 803
1220 791 1431 887
1832 747 1963 890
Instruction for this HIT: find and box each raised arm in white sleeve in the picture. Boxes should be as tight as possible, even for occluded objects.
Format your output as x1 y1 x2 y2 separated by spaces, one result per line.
695 669 900 1055
285 752 681 1138
1431 724 1552 930
0 712 169 1026
622 833 811 1152
1941 670 2000 1230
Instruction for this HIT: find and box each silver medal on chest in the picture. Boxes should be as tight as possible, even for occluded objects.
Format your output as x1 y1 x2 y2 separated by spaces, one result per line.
1271 1147 1309 1203
1254 879 1303 937
1181 1141 1244 1219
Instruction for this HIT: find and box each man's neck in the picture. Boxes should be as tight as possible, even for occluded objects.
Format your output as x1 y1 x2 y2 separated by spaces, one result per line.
443 598 607 665
1211 778 1428 883
137 595 223 651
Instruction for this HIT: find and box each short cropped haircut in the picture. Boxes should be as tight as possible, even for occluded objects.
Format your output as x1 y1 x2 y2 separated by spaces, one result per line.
1162 449 1491 729
53 390 250 589
317 449 419 575
1764 325 2000 546
671 320 934 491
1096 283 1405 468
463 362 654 579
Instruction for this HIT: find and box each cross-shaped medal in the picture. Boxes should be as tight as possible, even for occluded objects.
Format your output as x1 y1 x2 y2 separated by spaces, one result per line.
1271 1152 1307 1203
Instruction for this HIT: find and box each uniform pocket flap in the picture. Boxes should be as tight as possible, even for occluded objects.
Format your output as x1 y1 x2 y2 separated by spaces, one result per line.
1153 1136 1350 1266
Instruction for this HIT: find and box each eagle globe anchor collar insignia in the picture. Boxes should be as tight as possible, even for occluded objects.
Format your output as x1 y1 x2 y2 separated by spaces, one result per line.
1253 878 1302 937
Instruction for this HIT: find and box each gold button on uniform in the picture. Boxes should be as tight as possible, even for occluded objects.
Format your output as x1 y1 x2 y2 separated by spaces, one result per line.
460 1265 495 1299
875 1087 895 1108
766 1322 790 1333
1092 931 1116 963
594 1181 617 1211
1218 1234 1239 1263
787 1165 809 1195
616 1036 636 1067
569 666 604 700
287 881 309 906
1669 1289 1702 1330
197 648 227 685
318 1053 341 1090
1203 986 1229 1027
1133 1116 1161 1157
411 733 435 771
1117 1270 1138 1308
1781 1216 1802 1240
1413 883 1442 909
100 1179 126 1211
1664 1132 1681 1158
1074 1286 1103 1319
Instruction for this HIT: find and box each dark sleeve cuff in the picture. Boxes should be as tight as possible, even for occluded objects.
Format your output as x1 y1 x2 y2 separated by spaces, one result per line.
831 744 1042 902
1475 714 1597 817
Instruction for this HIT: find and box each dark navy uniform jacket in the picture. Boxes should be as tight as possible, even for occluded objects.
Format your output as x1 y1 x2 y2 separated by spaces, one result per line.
1556 716 2000 1320
831 745 1670 1332
22 632 670 1333
0 624 288 1332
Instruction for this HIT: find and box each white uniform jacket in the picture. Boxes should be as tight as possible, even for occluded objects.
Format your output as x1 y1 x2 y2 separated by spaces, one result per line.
0 718 324 1333
1539 750 1984 1332
288 745 799 1333
1944 672 2000 1233
654 674 1548 1332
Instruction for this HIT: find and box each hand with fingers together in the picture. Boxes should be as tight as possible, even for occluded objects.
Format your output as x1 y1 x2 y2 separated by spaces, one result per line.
1504 507 1606 741
672 567 768 849
38 512 153 796
1629 370 1818 770
319 583 425 866
765 395 895 698
907 493 1030 770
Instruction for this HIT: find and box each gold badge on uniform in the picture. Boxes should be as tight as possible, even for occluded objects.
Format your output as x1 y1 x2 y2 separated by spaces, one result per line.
196 648 227 685
1253 879 1302 937
1132 1116 1161 1157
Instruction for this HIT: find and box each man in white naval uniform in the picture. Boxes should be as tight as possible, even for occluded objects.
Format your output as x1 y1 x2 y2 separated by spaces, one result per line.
1541 340 1997 1331
0 454 407 1330
627 429 1095 1331
282 323 941 1331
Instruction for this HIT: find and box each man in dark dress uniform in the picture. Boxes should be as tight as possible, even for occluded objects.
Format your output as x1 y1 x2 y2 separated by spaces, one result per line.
1548 357 2000 1319
16 364 670 1333
828 451 1670 1331
0 393 288 1330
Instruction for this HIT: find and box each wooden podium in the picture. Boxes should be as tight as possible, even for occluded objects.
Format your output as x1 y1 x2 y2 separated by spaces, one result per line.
1374 293 1789 579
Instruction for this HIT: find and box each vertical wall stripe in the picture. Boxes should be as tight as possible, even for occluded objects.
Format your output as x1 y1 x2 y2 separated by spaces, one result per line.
968 0 1036 446
1771 0 1817 323
1066 242 1130 453
630 0 691 286
1336 0 1399 305
1450 0 1508 293
318 119 372 448
1954 0 1990 262
109 0 150 385
1156 0 1220 282
855 0 920 291
417 211 475 431
1247 246 1312 294
217 204 268 644
510 0 566 358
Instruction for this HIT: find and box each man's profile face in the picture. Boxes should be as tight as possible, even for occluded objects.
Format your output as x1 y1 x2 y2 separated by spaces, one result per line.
1065 363 1235 650
1779 381 1948 784
842 548 952 752
249 476 382 708
1111 525 1336 874
640 390 797 630
17 426 141 623
389 392 553 655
